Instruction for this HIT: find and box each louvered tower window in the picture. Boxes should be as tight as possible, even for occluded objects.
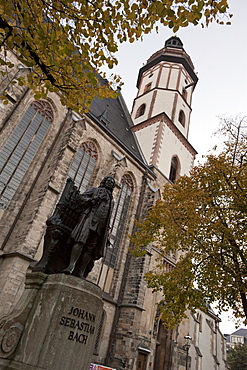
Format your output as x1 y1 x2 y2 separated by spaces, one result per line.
0 100 53 209
178 110 185 127
105 174 134 268
68 141 98 192
169 156 179 183
135 103 146 118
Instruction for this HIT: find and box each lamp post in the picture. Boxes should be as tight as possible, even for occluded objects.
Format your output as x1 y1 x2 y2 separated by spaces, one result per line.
184 334 192 370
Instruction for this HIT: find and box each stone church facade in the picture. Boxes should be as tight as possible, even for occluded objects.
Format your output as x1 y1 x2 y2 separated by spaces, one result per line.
0 37 227 369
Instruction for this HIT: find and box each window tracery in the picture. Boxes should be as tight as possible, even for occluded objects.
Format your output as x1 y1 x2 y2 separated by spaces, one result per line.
68 141 98 192
104 174 134 268
0 100 52 209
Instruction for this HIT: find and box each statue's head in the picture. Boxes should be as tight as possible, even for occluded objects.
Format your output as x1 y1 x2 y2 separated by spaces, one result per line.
100 176 115 191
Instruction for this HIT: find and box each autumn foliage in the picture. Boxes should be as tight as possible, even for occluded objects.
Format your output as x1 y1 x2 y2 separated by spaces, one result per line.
132 116 247 328
0 0 230 111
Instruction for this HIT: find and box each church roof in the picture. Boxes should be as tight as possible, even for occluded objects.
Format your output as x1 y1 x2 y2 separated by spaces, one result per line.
88 87 149 168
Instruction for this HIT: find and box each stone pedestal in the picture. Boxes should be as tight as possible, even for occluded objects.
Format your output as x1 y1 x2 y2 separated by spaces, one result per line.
0 273 103 370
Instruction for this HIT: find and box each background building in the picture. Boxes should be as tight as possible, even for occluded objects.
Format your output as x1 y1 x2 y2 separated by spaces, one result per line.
225 328 247 352
0 37 227 369
189 305 227 370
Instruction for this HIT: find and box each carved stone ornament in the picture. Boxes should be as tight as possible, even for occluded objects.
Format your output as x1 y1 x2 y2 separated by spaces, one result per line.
1 323 23 356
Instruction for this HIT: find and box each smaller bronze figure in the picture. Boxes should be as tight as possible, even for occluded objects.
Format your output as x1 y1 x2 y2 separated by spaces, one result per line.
63 176 115 278
32 178 81 274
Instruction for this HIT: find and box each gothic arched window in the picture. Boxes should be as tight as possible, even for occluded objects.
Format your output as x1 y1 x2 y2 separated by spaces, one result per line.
0 100 53 209
178 110 185 127
68 141 98 192
169 156 179 183
104 174 134 268
135 104 146 118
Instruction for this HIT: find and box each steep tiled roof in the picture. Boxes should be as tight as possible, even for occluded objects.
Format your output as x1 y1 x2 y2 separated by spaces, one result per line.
89 89 148 167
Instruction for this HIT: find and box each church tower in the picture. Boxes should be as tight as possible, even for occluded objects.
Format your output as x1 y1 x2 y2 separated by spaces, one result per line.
131 36 198 181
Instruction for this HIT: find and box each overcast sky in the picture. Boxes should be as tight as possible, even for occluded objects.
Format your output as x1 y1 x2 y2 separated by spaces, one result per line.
102 0 247 334
105 0 247 163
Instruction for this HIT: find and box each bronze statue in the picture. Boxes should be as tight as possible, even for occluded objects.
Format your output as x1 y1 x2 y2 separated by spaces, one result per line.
63 176 115 278
32 176 115 279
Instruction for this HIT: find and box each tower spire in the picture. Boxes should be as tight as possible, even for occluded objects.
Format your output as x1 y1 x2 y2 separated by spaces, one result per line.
131 36 197 181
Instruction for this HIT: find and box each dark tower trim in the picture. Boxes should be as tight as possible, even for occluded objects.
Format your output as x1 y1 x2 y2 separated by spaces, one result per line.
136 36 198 88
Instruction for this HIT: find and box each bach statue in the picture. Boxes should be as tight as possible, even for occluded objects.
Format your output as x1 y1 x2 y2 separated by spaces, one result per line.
62 176 115 278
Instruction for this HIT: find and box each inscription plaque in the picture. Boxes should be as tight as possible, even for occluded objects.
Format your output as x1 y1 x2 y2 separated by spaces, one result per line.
59 306 96 344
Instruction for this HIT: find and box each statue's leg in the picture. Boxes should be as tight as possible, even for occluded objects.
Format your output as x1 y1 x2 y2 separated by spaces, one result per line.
62 242 83 274
76 233 98 278
76 251 92 278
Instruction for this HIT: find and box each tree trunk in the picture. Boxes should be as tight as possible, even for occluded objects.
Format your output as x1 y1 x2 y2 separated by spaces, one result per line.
240 292 247 321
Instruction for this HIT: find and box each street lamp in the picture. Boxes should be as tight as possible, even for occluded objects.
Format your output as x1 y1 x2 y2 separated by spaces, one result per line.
184 334 192 370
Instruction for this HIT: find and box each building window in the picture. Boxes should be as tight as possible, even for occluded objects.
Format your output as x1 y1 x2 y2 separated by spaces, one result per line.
144 83 152 93
182 88 187 101
0 100 53 209
135 104 146 118
178 110 185 127
104 174 134 268
169 156 179 183
68 141 98 192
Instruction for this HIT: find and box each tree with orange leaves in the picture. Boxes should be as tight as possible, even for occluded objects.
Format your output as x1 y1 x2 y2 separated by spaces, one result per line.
132 116 247 328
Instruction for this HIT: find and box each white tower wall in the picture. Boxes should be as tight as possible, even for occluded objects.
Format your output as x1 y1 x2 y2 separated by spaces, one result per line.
134 121 160 164
131 36 197 181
